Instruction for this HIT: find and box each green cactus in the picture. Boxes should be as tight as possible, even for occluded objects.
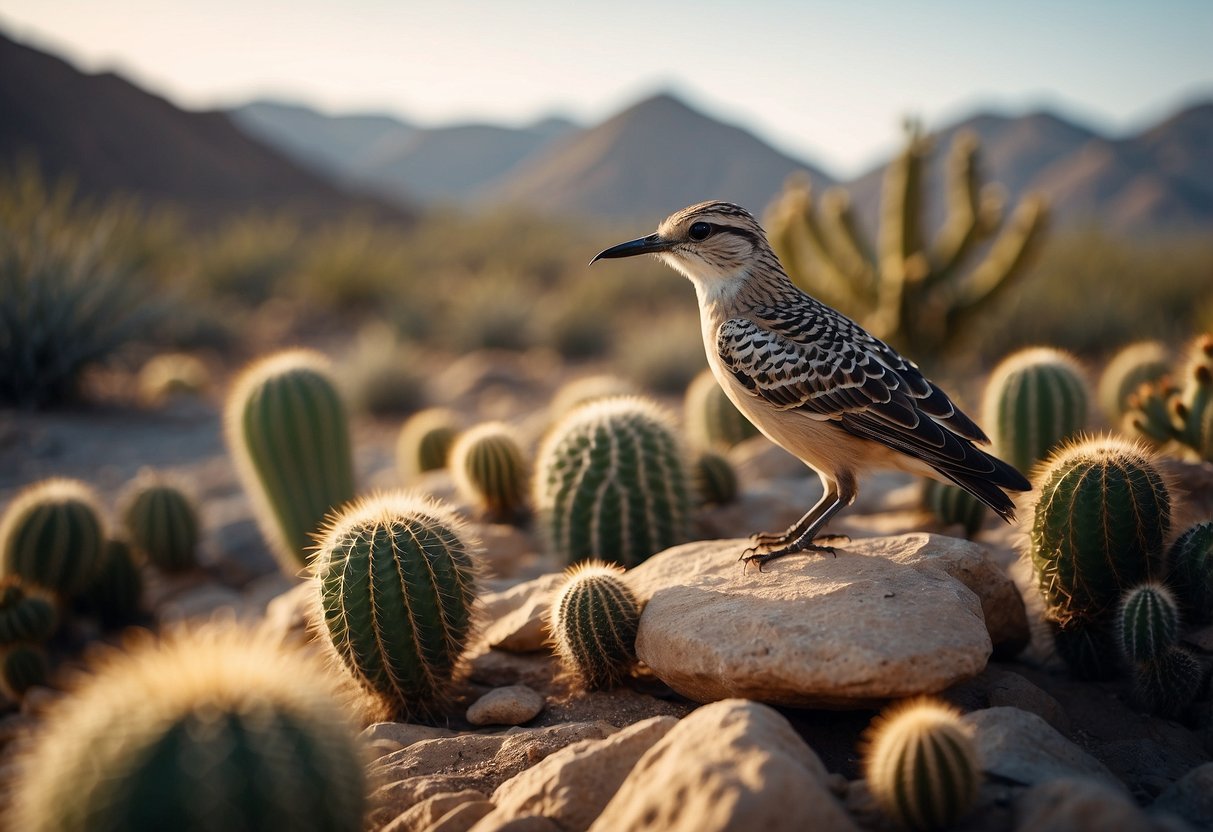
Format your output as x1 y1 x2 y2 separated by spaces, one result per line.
921 480 986 539
692 450 739 506
1097 341 1170 424
535 396 690 567
1051 620 1122 681
1131 646 1205 718
864 698 980 832
450 422 530 524
1 643 48 700
1167 522 1213 625
0 478 105 596
549 374 638 420
684 369 759 450
1118 583 1179 664
549 562 640 689
225 349 356 571
1030 436 1170 639
0 577 57 645
314 493 478 720
121 474 199 573
396 407 459 481
12 623 366 832
982 347 1090 475
74 539 144 628
1125 335 1213 462
766 125 1048 359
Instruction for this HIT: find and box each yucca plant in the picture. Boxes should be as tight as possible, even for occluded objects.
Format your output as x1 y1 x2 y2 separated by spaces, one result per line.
12 623 367 831
549 562 641 689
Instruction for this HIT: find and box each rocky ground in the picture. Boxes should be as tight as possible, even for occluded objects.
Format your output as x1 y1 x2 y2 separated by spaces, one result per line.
2 353 1213 831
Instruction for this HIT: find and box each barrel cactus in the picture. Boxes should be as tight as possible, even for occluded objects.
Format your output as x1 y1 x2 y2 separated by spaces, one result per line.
120 474 199 573
0 577 57 644
1167 522 1213 625
684 369 760 450
12 623 366 832
549 562 640 689
1118 583 1179 664
535 396 690 567
225 349 356 571
450 422 530 523
1131 647 1205 718
396 407 460 481
549 374 638 420
692 450 739 506
982 347 1089 474
1 643 48 700
921 480 986 539
74 539 144 628
314 492 478 720
864 699 980 831
0 478 105 595
1098 341 1170 424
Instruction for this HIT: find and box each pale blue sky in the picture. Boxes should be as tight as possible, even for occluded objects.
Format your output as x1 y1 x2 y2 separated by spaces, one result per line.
2 0 1210 176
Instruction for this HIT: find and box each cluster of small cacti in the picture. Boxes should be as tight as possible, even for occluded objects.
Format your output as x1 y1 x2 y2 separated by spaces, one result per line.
120 474 200 573
549 561 641 689
684 369 759 450
766 125 1047 359
396 407 460 481
864 698 980 831
534 396 690 567
450 422 530 523
1115 583 1203 715
225 349 356 571
0 478 106 596
12 623 366 831
314 492 478 720
1124 334 1213 461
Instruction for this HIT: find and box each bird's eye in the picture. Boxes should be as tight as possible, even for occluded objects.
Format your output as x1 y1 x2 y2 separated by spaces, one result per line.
688 222 713 241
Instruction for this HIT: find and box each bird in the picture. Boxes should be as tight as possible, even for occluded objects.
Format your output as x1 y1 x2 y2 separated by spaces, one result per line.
590 200 1031 570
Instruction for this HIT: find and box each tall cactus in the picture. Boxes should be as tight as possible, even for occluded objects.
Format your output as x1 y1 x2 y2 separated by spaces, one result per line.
684 369 759 450
314 492 478 720
396 407 460 481
535 396 690 567
549 561 641 690
1097 341 1170 424
864 698 981 831
225 349 356 571
1167 522 1213 625
0 577 57 644
450 422 530 524
120 474 199 573
12 623 366 832
982 347 1089 475
766 125 1048 359
0 478 105 595
1125 335 1213 461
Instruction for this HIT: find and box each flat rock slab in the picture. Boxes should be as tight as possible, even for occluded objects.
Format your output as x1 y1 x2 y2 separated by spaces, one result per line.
631 536 997 708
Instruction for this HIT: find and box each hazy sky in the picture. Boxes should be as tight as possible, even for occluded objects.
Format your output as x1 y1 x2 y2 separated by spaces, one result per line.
2 0 1210 176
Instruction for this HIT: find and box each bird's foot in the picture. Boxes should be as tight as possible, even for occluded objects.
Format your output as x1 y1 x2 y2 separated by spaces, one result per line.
740 540 841 573
746 529 850 550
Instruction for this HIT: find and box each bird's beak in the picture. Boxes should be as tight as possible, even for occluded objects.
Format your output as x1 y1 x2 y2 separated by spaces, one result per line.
590 233 672 265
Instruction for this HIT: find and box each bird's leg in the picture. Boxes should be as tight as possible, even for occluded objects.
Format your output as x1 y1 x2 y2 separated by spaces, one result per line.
748 471 851 548
742 476 856 571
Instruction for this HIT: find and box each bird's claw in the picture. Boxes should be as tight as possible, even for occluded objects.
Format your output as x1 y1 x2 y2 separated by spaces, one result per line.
740 541 839 573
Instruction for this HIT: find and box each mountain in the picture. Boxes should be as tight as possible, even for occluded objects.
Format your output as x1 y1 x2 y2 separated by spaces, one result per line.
0 32 408 222
483 93 833 219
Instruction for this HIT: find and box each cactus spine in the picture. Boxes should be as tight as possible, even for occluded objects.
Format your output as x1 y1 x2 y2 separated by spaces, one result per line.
864 698 980 831
684 369 759 450
1167 522 1213 625
75 539 144 627
13 623 366 832
549 562 640 689
0 577 57 644
1118 583 1179 663
1097 341 1170 423
315 493 478 720
121 474 199 573
1 643 48 700
766 126 1047 359
982 347 1089 474
921 480 985 539
692 450 739 506
396 408 459 481
450 422 530 523
0 478 105 595
225 349 356 570
535 396 690 567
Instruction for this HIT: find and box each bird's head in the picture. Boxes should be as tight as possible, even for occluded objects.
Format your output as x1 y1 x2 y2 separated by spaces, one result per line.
591 201 771 294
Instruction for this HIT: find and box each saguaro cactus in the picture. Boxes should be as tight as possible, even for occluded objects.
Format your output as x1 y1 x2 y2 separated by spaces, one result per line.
535 396 690 567
0 478 105 595
549 561 641 689
766 125 1048 359
314 493 478 720
225 349 356 571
